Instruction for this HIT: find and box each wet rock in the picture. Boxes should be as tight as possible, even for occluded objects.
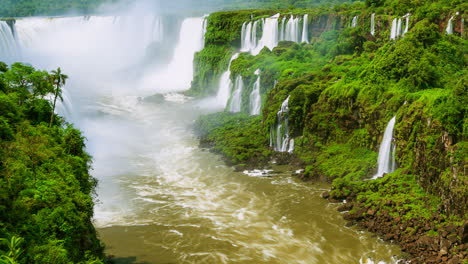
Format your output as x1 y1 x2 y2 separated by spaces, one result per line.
321 191 330 199
337 203 353 212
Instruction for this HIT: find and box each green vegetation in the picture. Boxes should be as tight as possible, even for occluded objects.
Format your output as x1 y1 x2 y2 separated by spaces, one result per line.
0 62 104 263
0 0 113 17
193 2 467 258
195 112 272 166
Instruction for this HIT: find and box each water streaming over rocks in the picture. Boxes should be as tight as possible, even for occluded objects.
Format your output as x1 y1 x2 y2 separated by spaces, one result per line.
1 13 403 264
249 69 262 115
390 14 410 40
228 75 244 112
370 13 376 36
241 13 310 55
270 96 294 153
351 16 359 27
373 116 397 179
216 53 240 108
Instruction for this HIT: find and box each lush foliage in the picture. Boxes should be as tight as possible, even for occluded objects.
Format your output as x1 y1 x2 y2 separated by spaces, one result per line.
195 112 272 166
194 2 467 221
0 0 114 17
0 62 104 263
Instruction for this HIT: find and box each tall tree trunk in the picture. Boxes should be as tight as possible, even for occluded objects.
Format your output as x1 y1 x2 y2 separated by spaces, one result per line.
49 85 58 127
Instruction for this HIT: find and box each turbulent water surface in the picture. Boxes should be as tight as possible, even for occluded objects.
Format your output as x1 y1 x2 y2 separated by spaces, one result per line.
0 13 402 264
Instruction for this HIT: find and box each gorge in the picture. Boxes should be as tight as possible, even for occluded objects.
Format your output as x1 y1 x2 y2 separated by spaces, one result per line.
0 0 467 263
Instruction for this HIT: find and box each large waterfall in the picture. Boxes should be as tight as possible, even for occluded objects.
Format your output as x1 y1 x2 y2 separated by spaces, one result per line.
249 69 261 115
270 96 294 153
1 9 404 263
373 116 397 179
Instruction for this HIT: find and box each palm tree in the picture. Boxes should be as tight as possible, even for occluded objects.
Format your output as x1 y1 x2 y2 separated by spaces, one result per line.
49 67 68 127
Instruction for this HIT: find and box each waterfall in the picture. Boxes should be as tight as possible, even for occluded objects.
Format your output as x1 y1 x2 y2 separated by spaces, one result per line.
228 76 244 112
142 17 205 92
370 13 375 36
243 13 310 55
373 116 397 179
271 96 294 152
446 16 454 34
249 69 261 115
402 13 411 35
252 14 279 55
285 15 300 42
0 21 20 63
301 14 309 43
216 53 239 108
351 16 358 28
390 14 411 40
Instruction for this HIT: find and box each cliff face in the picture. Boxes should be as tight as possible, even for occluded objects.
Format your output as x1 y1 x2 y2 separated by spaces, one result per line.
193 3 467 263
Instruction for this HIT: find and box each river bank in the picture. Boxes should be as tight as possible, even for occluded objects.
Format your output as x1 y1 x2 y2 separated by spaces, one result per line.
194 111 467 264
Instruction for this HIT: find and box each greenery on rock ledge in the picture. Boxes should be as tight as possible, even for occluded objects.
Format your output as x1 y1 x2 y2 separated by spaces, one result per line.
0 62 104 264
194 2 467 261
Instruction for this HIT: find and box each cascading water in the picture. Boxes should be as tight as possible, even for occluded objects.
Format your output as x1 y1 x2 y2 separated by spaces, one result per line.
301 14 309 43
249 69 261 115
241 20 259 52
252 13 280 55
370 13 376 36
284 15 300 42
271 96 294 153
7 10 403 263
373 116 397 179
351 16 358 27
390 14 410 40
216 53 239 108
446 16 454 34
0 21 20 63
228 75 244 112
244 13 309 55
142 17 205 92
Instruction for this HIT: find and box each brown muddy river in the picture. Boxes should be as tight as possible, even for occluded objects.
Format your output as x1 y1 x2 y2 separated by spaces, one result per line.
88 96 402 264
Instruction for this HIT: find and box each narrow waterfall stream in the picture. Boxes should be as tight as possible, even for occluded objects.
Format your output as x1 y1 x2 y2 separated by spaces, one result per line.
1 14 403 264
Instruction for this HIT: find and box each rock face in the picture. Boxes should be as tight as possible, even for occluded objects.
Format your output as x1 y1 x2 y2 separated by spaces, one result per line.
194 7 467 264
341 202 467 263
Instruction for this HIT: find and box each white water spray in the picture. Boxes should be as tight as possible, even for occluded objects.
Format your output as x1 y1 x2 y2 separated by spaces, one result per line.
370 13 375 36
373 116 397 179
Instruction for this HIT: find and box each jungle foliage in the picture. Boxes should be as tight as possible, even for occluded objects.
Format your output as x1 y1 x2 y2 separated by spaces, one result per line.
193 0 467 225
0 62 104 264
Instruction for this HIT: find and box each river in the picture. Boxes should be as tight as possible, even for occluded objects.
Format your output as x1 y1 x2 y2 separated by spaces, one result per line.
0 13 402 264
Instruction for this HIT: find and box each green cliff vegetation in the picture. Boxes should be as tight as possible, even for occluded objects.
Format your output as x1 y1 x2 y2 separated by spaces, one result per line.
194 1 467 262
0 0 115 17
0 62 104 263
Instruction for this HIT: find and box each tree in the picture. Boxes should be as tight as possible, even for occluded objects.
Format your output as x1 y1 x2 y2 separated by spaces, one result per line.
49 68 68 127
